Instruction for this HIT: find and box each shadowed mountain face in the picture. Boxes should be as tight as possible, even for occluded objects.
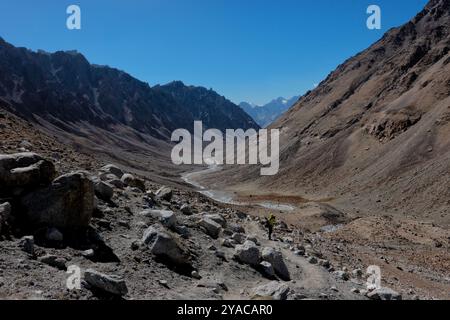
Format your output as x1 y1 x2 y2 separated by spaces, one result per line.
0 38 259 140
240 96 300 127
154 81 259 131
202 0 450 221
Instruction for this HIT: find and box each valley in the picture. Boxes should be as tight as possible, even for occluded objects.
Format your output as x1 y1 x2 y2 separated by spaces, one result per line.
0 0 450 301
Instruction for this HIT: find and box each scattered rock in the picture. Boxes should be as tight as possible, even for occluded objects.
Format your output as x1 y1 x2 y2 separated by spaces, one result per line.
20 171 94 229
307 256 318 264
81 249 95 258
121 174 145 192
203 214 227 228
260 261 275 278
352 269 363 278
94 180 114 201
0 202 11 234
84 269 128 296
367 287 402 300
20 236 34 255
233 241 260 266
0 153 55 192
199 218 222 239
180 204 192 215
156 187 173 201
251 281 290 300
246 235 259 245
140 209 177 229
100 165 123 179
106 178 125 189
220 238 235 248
231 233 246 244
191 271 201 279
261 247 290 281
227 223 245 234
39 254 66 270
142 224 190 267
334 270 350 281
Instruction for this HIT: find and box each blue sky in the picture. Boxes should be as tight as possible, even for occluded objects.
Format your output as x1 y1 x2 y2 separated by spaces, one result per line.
0 0 428 105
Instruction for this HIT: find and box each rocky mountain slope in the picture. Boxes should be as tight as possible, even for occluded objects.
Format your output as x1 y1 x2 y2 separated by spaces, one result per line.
191 0 450 299
0 38 258 139
206 0 450 222
240 96 299 127
155 81 259 131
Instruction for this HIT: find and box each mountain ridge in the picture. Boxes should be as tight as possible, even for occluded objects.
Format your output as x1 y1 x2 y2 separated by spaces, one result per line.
240 95 299 127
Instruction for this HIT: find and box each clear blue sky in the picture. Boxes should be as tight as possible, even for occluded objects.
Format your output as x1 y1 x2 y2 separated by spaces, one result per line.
0 0 428 105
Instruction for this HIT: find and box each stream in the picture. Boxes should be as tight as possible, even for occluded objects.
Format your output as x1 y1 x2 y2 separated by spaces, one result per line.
181 162 296 212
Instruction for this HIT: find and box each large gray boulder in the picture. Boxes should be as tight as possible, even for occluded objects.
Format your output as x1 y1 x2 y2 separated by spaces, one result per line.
20 171 95 229
155 186 173 201
84 269 128 296
199 218 222 239
0 153 55 193
142 224 190 266
140 209 177 228
233 240 260 266
203 214 227 228
261 247 291 281
251 281 291 300
0 202 11 234
367 287 402 300
99 164 124 179
121 174 145 192
93 180 114 201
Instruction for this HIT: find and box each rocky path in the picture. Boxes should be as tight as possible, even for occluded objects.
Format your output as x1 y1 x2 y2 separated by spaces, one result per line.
0 151 402 300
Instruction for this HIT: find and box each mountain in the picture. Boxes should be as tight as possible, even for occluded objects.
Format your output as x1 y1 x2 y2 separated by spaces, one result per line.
0 38 258 140
154 81 259 131
240 96 299 127
202 0 450 221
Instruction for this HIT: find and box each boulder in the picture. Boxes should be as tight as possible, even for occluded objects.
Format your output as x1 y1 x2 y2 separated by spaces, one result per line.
20 171 95 229
39 254 66 270
261 247 290 281
0 202 11 234
231 233 246 244
233 241 260 266
20 236 34 255
203 214 227 228
84 269 128 296
106 178 124 189
0 153 55 193
142 224 190 266
121 174 145 192
180 204 192 215
93 180 114 201
334 270 350 281
228 223 245 234
99 164 124 179
367 287 402 300
260 261 275 278
140 209 177 229
251 281 291 300
156 186 173 201
199 218 222 239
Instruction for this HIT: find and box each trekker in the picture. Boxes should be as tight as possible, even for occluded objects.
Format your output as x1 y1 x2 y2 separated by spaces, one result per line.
265 214 276 240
